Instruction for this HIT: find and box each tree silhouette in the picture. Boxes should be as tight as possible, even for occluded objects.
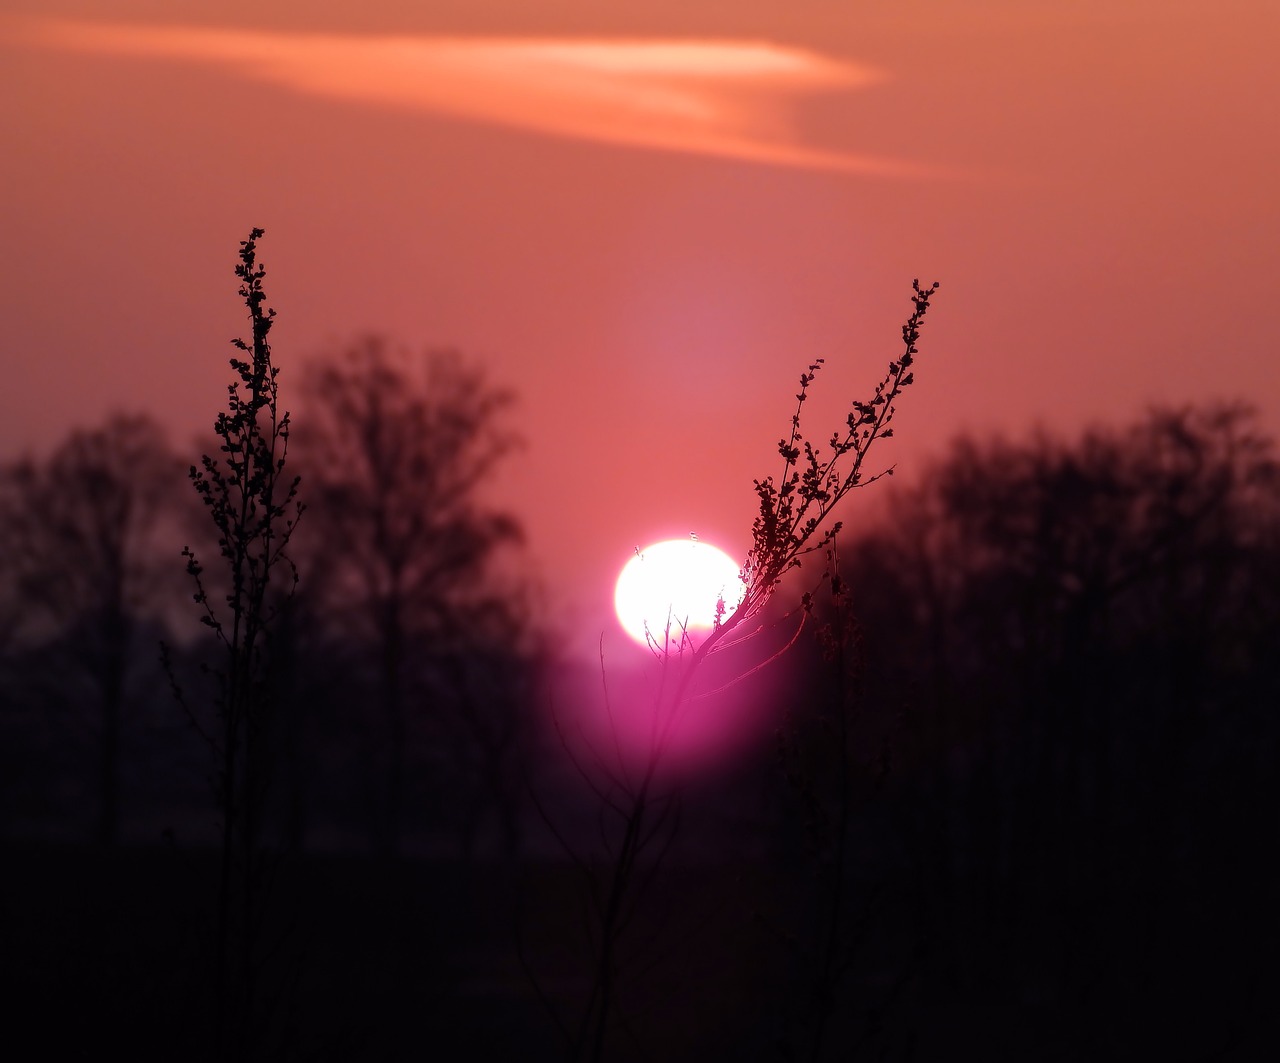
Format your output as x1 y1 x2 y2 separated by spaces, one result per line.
0 413 182 845
292 337 526 857
827 402 1280 1045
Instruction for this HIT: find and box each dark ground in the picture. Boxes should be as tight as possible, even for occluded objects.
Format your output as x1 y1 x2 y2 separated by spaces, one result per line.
4 836 1275 1062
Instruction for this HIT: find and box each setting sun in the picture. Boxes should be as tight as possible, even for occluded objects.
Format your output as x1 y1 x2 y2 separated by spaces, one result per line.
614 538 744 647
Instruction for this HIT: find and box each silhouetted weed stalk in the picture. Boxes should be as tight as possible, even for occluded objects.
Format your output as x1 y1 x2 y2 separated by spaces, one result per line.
162 228 303 1060
534 280 939 1062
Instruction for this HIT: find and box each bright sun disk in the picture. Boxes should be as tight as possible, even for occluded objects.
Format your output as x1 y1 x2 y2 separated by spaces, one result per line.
614 539 744 647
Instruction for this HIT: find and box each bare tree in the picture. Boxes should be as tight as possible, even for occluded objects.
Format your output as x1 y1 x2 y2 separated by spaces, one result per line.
0 413 182 845
292 337 526 857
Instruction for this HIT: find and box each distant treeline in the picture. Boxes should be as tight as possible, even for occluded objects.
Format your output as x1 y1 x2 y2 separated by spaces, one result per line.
0 338 535 858
762 401 1279 1055
3 391 1278 1056
3 394 1276 850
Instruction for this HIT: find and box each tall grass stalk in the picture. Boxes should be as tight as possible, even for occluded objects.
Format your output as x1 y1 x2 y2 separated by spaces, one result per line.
163 229 303 1059
532 280 939 1061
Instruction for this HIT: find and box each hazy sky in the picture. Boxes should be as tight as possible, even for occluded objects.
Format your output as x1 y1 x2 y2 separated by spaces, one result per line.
2 0 1277 653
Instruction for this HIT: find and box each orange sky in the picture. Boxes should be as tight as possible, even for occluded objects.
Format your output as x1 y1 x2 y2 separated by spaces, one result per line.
2 0 1277 655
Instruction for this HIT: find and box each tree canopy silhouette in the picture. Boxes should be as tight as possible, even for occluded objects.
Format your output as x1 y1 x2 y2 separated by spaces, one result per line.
811 402 1280 1039
0 413 182 844
292 337 527 856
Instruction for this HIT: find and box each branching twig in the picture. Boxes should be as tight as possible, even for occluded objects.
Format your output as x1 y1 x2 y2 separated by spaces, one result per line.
528 280 940 1062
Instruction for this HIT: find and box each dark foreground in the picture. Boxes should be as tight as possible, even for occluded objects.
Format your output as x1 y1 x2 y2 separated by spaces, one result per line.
4 839 1274 1062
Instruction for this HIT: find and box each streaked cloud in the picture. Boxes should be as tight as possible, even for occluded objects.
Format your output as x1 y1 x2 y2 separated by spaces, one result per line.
8 18 933 176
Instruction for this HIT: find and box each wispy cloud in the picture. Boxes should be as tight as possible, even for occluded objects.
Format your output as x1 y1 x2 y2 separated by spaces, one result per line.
9 18 934 176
